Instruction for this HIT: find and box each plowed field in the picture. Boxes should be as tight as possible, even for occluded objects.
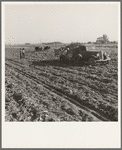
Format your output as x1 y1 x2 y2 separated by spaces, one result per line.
5 45 118 121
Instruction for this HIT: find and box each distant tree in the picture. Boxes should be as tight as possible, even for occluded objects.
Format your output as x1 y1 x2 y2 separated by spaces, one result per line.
96 34 109 44
110 41 117 44
101 40 105 44
103 34 109 43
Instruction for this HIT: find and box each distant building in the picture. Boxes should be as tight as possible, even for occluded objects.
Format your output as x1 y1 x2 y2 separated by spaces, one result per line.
96 37 104 44
25 43 31 45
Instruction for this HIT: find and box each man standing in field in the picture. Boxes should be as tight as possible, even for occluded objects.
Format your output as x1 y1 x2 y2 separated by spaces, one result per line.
20 48 22 59
22 48 25 58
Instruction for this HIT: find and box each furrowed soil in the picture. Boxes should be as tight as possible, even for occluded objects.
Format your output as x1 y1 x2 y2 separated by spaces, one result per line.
5 44 118 121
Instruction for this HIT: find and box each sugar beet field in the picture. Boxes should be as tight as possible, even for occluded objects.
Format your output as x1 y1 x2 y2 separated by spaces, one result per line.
5 44 118 121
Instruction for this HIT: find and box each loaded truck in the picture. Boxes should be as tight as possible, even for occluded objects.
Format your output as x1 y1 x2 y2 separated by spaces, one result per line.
60 45 111 65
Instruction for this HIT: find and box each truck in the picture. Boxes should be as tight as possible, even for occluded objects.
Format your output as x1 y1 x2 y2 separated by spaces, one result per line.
59 45 111 65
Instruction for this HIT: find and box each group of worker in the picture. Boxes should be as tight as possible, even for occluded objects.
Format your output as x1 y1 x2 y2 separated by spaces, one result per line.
20 48 25 59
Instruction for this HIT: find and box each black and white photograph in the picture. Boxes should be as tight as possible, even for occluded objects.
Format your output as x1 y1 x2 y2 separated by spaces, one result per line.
2 1 121 148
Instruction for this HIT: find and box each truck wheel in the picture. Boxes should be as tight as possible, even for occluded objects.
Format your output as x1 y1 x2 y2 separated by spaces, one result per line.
60 56 62 62
74 55 82 64
60 56 64 63
88 58 96 65
60 56 67 63
74 56 79 64
60 56 64 62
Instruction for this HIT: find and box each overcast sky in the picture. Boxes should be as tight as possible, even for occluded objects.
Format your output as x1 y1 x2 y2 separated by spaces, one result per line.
4 2 119 44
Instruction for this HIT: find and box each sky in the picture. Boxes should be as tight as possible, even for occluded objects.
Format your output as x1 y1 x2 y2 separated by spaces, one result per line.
4 2 120 44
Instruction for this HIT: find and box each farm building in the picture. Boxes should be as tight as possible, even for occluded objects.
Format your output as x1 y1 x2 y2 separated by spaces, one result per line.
96 37 104 43
25 43 31 46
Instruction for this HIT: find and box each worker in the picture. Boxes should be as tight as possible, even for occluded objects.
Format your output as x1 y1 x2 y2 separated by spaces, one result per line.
22 48 25 58
20 48 22 59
